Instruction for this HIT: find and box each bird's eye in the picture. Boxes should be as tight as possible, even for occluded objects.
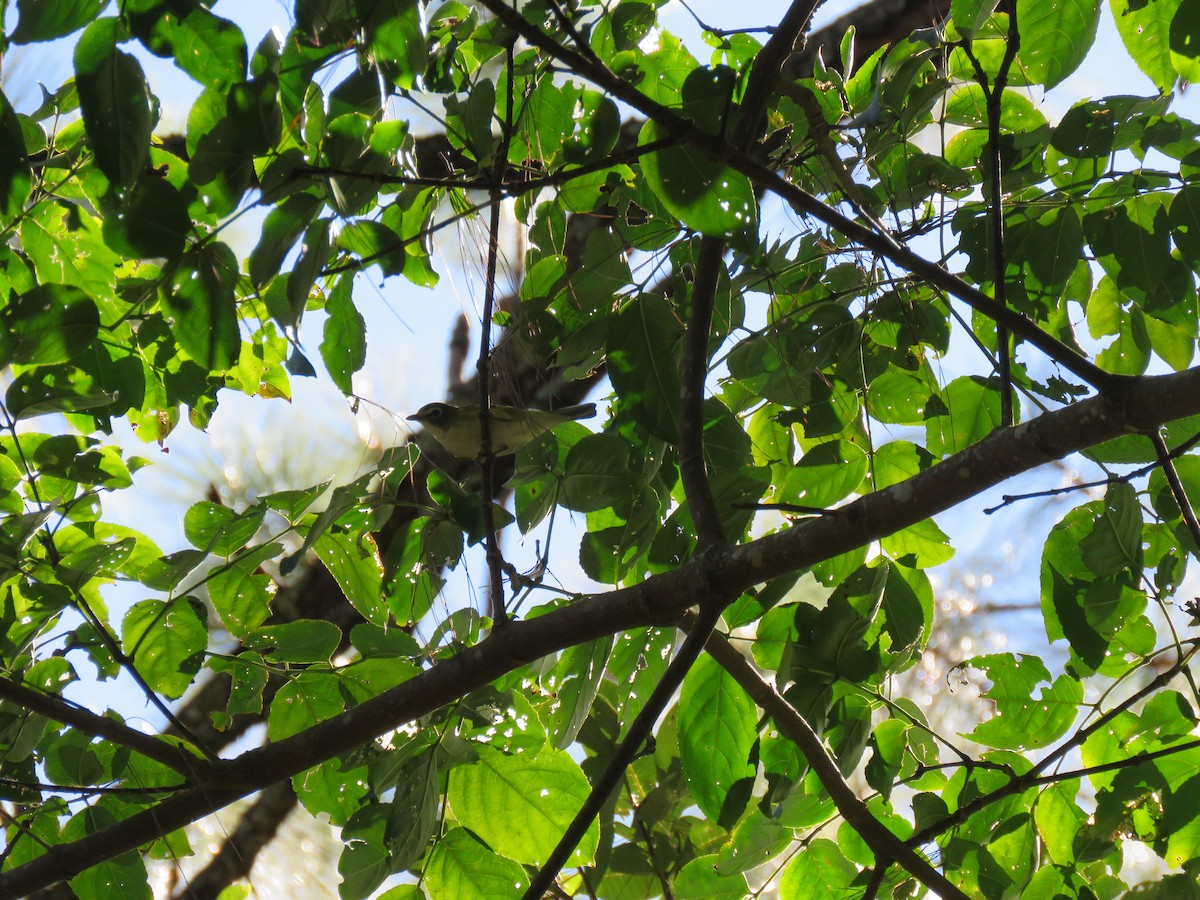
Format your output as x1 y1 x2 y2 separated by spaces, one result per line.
427 407 443 421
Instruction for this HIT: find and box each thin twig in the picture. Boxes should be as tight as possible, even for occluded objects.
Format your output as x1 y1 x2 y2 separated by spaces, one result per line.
477 41 519 625
1153 430 1200 550
968 10 1021 425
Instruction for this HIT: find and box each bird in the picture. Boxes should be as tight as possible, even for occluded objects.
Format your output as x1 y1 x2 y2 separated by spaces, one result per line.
406 401 596 458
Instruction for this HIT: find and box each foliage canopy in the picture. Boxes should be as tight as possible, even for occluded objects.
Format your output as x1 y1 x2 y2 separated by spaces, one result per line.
2 0 1200 897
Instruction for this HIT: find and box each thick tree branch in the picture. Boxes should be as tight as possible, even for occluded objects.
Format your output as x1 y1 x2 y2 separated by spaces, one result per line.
0 676 209 780
6 366 1200 897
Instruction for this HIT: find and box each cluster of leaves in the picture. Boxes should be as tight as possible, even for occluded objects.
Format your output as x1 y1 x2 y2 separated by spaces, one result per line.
1 0 1200 897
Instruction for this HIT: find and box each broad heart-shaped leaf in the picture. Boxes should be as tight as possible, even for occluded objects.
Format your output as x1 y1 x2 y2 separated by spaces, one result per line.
446 745 598 867
11 0 108 43
337 803 391 900
162 241 241 371
75 18 153 189
1111 0 1182 92
0 285 98 368
1034 780 1087 866
0 90 31 228
1017 0 1102 88
638 119 758 239
424 828 530 900
121 597 208 699
182 500 265 557
679 654 758 827
962 653 1083 750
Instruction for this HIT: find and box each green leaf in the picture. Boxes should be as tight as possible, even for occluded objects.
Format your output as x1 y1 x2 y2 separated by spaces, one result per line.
679 655 757 826
337 803 391 900
674 855 748 899
608 294 683 441
925 375 1002 457
182 501 266 557
952 0 1001 36
386 752 440 871
12 0 108 43
424 828 530 900
21 200 121 297
321 276 367 395
121 597 208 699
881 518 955 569
165 9 248 90
548 638 613 750
249 620 342 665
207 561 274 637
779 838 859 897
336 220 407 277
1110 0 1181 91
773 439 867 509
867 369 932 425
1080 481 1142 576
64 806 152 900
639 119 758 238
1016 0 1102 88
1034 781 1086 865
75 18 153 188
0 285 98 368
267 669 343 741
873 440 935 490
1169 0 1200 83
1163 774 1200 867
1041 501 1146 671
447 745 598 866
250 192 323 288
963 653 1083 750
0 90 31 227
162 241 241 371
560 433 635 513
312 530 387 626
101 174 193 259
356 0 427 91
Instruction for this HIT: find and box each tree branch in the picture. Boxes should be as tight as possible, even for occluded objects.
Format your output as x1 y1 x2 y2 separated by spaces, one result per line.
5 365 1200 896
477 0 1117 392
0 675 210 781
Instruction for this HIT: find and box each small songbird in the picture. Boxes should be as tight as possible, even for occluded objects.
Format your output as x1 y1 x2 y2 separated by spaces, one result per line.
406 402 596 458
